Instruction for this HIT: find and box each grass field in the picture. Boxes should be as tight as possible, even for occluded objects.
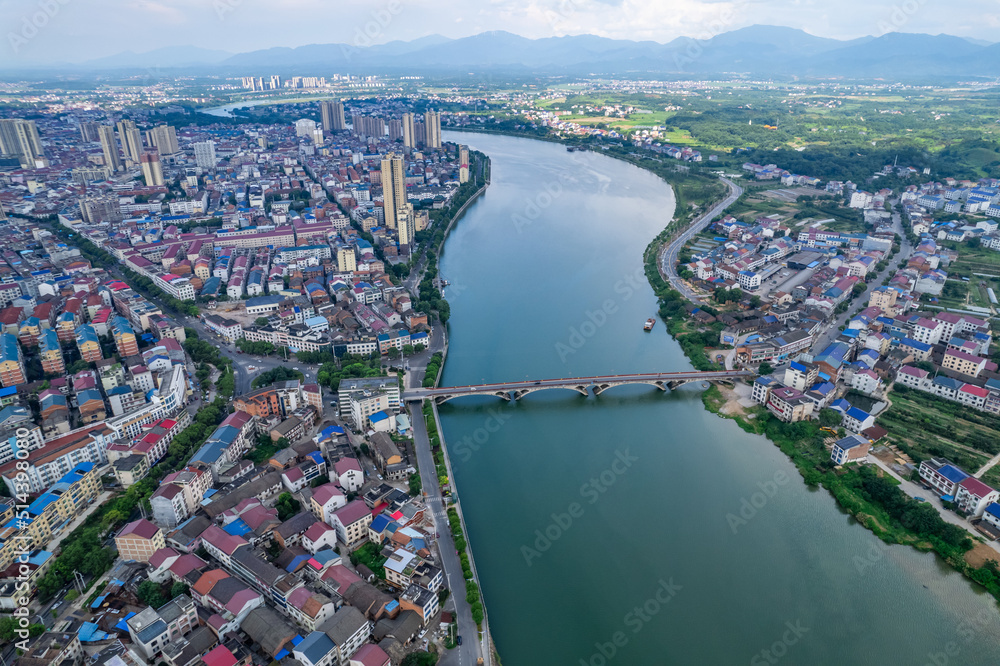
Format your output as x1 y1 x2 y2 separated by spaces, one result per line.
879 386 1000 475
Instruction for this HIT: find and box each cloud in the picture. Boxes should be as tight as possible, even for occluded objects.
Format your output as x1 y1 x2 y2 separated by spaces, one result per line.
0 0 996 64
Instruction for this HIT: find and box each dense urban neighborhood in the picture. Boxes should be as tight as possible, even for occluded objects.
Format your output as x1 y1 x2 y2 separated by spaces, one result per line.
3 35 1000 665
0 97 487 666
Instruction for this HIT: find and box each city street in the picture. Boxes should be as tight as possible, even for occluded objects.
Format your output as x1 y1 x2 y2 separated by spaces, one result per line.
810 210 913 353
661 176 743 301
403 327 482 666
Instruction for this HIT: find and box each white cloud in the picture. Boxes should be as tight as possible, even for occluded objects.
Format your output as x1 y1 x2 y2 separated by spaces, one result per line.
0 0 995 64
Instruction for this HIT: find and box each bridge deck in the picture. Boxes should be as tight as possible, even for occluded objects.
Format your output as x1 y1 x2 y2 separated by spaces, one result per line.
404 370 750 400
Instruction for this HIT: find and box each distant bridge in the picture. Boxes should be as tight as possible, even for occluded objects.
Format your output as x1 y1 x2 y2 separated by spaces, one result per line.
404 370 751 404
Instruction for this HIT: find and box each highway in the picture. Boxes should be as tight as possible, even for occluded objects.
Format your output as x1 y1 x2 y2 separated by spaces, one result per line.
405 369 751 401
661 176 743 301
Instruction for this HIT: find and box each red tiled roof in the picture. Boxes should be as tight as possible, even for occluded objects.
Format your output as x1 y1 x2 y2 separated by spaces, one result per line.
118 518 160 540
959 476 996 498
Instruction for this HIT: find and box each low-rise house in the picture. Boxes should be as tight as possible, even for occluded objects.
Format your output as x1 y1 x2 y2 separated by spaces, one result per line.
766 386 814 423
311 483 348 523
954 477 999 518
830 434 871 465
334 458 364 492
331 500 374 550
842 407 875 434
919 458 969 498
116 518 165 563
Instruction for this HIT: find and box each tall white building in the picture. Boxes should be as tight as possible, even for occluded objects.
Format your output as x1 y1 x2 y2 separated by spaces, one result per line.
296 118 318 137
193 140 217 168
0 119 44 167
424 110 441 148
401 113 416 149
145 124 179 155
98 125 123 171
116 119 144 164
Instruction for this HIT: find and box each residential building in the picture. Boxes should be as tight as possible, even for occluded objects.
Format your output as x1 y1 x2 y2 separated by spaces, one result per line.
116 518 166 563
831 434 871 465
423 111 441 148
0 333 25 387
331 500 373 550
380 153 405 231
955 477 999 518
919 458 969 498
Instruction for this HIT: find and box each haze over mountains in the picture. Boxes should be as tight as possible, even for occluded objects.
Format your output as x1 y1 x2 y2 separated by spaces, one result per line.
22 26 1000 79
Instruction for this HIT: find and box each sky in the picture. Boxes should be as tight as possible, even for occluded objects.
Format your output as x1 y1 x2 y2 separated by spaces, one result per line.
2 0 999 64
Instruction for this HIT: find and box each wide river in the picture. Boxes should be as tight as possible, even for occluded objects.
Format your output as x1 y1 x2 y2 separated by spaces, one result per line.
436 131 1000 665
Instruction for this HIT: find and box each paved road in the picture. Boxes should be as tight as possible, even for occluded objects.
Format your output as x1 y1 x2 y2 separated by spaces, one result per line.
810 211 913 353
661 176 743 301
867 454 1000 554
405 369 751 400
107 264 296 396
407 361 482 666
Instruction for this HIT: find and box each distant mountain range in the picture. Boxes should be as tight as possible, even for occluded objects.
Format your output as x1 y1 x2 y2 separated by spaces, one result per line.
20 26 1000 79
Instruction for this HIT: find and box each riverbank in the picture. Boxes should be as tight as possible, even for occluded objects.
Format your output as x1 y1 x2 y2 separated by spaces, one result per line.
403 150 497 665
417 130 1000 663
631 182 1000 607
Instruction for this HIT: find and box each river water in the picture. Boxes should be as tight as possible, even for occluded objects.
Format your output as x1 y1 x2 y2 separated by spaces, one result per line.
436 131 1000 665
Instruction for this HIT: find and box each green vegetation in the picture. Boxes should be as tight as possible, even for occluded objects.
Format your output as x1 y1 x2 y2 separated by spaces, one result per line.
401 651 439 666
350 541 388 579
184 336 232 370
246 433 282 464
422 352 444 388
0 617 44 641
881 384 1000 476
33 399 229 600
447 505 484 625
236 339 277 356
316 354 385 391
136 580 168 608
274 492 301 521
251 366 304 389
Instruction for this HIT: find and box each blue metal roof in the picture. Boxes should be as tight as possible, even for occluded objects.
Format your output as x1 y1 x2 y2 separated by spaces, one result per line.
985 503 1000 521
370 514 391 533
938 465 969 484
845 407 870 421
223 519 251 537
295 632 336 664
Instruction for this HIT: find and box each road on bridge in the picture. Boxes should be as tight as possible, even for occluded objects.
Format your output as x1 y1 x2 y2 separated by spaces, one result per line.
404 369 751 400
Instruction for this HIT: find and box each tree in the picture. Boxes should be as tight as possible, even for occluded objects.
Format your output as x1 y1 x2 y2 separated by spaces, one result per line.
170 581 189 599
401 651 438 666
137 580 167 609
255 317 270 327
275 492 301 521
387 348 401 360
758 362 774 376
819 409 842 427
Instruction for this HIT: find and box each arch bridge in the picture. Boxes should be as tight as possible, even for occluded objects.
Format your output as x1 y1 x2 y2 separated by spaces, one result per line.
404 370 750 404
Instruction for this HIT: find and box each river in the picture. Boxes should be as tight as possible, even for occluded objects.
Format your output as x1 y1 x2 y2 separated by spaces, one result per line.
436 131 1000 665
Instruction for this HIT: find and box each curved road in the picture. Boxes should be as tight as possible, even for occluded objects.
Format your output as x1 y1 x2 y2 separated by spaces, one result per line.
661 176 743 301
